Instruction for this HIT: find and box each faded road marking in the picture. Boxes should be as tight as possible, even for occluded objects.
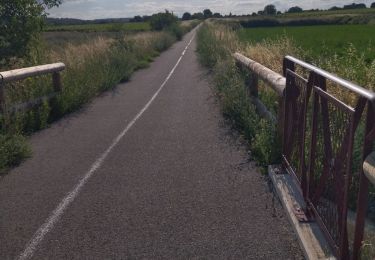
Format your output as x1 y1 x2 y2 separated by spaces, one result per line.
18 31 196 260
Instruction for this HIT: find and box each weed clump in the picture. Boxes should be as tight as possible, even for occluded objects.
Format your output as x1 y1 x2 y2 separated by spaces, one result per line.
197 22 284 168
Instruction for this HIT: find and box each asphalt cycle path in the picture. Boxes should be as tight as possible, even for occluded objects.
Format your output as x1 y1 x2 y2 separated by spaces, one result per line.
0 27 303 259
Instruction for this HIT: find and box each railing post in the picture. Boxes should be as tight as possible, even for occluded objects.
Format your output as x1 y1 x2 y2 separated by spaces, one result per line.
0 79 4 114
52 72 62 92
281 58 295 169
249 74 258 98
352 100 375 259
278 92 285 143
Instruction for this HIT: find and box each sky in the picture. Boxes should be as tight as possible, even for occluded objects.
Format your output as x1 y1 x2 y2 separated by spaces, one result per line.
48 0 375 20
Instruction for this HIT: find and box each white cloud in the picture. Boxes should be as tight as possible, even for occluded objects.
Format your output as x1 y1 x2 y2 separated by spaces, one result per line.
48 0 375 19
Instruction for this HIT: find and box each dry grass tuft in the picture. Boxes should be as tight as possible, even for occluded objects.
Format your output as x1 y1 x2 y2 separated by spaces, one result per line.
243 36 302 74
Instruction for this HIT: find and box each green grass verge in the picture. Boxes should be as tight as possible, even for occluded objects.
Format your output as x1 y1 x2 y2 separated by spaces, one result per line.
197 23 281 169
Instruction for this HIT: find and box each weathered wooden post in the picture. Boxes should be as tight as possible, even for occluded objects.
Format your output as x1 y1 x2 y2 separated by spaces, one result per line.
0 62 65 116
52 72 62 92
233 52 285 124
249 74 259 98
0 76 4 114
277 91 285 143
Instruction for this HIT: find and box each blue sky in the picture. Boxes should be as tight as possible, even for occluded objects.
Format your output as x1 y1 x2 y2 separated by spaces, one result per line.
48 0 375 19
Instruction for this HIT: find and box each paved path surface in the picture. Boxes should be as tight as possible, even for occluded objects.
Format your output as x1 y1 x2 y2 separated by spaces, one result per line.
0 28 303 259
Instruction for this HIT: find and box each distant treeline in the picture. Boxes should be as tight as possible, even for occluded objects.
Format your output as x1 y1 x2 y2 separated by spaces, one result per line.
46 17 131 26
46 2 375 26
240 15 375 28
330 2 370 10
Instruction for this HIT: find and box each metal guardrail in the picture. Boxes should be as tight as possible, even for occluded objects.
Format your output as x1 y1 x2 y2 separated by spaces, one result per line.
0 63 65 113
234 52 375 259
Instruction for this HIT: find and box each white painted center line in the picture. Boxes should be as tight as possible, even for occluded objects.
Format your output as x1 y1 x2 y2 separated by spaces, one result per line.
18 31 196 260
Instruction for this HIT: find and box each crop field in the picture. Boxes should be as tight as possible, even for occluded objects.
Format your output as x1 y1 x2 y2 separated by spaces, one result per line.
237 24 375 61
280 7 375 18
45 22 150 32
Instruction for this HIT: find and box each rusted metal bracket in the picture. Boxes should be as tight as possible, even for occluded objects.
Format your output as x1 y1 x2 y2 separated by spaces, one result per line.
273 165 284 175
293 206 312 223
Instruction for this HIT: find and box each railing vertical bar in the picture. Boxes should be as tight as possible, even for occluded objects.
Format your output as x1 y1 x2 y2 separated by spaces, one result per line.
339 114 356 260
281 58 294 149
308 74 320 204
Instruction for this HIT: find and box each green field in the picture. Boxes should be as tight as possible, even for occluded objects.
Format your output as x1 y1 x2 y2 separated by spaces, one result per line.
280 7 375 18
45 22 150 32
237 24 375 61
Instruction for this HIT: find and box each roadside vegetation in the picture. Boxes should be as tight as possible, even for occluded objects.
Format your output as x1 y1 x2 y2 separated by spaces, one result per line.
197 14 375 257
0 1 200 174
197 22 299 169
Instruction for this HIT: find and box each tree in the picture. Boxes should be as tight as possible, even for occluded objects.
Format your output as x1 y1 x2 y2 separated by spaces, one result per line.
329 6 341 11
203 9 213 19
263 4 277 15
213 12 222 18
130 15 143 22
0 0 61 65
371 2 375 8
191 12 204 19
343 3 367 9
287 6 303 13
142 15 151 22
182 12 191 20
149 10 178 31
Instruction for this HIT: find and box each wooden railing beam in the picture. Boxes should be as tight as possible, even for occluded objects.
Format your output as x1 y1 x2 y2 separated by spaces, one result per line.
0 63 65 83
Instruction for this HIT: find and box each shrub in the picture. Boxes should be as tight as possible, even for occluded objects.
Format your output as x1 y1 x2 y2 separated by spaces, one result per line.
182 12 191 20
149 10 178 31
0 0 61 66
167 23 183 40
0 134 31 173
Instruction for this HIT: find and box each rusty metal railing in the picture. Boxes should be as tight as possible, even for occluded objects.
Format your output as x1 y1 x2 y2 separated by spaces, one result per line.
234 52 375 259
283 56 375 259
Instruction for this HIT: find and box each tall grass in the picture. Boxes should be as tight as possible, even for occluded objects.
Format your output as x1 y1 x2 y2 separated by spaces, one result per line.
238 25 375 65
0 24 198 174
197 23 294 168
197 21 375 258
